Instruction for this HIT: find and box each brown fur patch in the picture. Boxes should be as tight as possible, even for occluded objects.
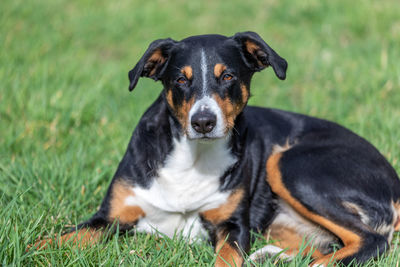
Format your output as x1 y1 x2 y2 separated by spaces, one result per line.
147 49 166 77
181 66 193 80
201 189 244 225
214 63 227 78
244 41 265 67
245 40 260 54
240 84 249 104
31 228 103 250
109 180 145 224
394 201 400 231
215 232 243 267
213 94 236 130
174 97 195 132
266 153 362 265
166 88 195 132
166 89 174 109
268 224 325 260
213 86 248 132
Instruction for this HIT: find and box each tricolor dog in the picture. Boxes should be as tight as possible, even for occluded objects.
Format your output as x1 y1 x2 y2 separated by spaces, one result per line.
34 32 400 266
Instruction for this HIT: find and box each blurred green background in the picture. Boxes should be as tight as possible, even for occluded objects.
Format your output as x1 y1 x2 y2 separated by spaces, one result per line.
1 0 399 265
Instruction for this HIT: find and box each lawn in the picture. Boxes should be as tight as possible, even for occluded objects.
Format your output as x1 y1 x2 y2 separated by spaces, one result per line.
1 0 400 266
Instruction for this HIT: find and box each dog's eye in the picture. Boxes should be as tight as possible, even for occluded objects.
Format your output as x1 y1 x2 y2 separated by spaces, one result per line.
177 77 187 84
222 74 233 81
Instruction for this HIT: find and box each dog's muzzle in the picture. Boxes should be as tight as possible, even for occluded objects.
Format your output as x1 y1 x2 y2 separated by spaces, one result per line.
187 97 226 140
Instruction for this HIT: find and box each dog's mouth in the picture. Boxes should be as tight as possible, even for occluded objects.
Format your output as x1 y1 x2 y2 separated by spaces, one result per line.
187 134 222 142
187 130 231 143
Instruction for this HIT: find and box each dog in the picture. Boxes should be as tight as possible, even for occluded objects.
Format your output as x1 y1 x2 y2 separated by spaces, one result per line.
33 32 400 266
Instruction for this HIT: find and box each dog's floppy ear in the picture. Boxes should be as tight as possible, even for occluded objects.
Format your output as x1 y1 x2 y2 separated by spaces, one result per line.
128 38 178 91
233 31 287 80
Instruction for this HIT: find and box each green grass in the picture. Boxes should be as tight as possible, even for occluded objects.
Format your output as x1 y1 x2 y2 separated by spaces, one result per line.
1 0 400 265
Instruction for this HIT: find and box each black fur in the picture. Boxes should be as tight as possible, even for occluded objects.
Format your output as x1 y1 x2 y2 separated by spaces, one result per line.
54 32 399 266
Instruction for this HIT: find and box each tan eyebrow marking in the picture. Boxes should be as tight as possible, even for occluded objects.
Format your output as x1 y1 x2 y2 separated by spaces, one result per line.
214 63 227 78
181 66 193 80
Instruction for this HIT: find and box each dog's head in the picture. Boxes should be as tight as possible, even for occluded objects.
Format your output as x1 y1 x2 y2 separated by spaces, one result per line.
128 31 287 140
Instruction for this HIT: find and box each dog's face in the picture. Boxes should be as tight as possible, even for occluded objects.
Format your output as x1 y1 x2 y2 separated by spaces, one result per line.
128 32 287 140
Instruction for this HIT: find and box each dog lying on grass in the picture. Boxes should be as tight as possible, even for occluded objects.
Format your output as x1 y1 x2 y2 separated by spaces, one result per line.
33 31 400 266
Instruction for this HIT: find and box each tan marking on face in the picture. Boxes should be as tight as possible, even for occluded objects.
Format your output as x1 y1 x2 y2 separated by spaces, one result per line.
266 152 362 265
172 97 195 132
268 224 325 260
166 89 174 109
166 89 195 132
109 180 145 224
181 66 193 80
215 231 243 267
30 228 103 250
147 49 166 77
201 189 244 225
213 87 248 132
214 63 227 78
214 94 236 130
240 84 249 104
394 201 400 231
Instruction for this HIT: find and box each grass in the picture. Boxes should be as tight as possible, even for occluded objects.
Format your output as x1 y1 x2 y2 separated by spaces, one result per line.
1 0 400 265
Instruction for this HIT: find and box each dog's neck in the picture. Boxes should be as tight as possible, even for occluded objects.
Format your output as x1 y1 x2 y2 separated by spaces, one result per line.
163 135 236 176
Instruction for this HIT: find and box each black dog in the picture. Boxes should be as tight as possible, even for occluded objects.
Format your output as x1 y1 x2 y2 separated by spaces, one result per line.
35 32 400 266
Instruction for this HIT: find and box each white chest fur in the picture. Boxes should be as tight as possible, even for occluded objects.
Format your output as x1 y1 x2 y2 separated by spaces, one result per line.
129 137 237 239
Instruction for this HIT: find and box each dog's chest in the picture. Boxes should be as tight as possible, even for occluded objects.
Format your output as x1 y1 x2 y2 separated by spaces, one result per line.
132 137 236 238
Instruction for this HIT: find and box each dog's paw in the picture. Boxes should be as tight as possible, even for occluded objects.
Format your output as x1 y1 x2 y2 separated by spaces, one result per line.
249 244 293 263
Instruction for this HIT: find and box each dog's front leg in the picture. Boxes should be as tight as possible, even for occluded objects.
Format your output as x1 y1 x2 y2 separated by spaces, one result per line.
201 189 249 267
30 178 145 249
214 222 249 267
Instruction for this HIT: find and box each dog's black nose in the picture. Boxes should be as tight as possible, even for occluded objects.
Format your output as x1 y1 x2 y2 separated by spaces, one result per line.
191 111 216 134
